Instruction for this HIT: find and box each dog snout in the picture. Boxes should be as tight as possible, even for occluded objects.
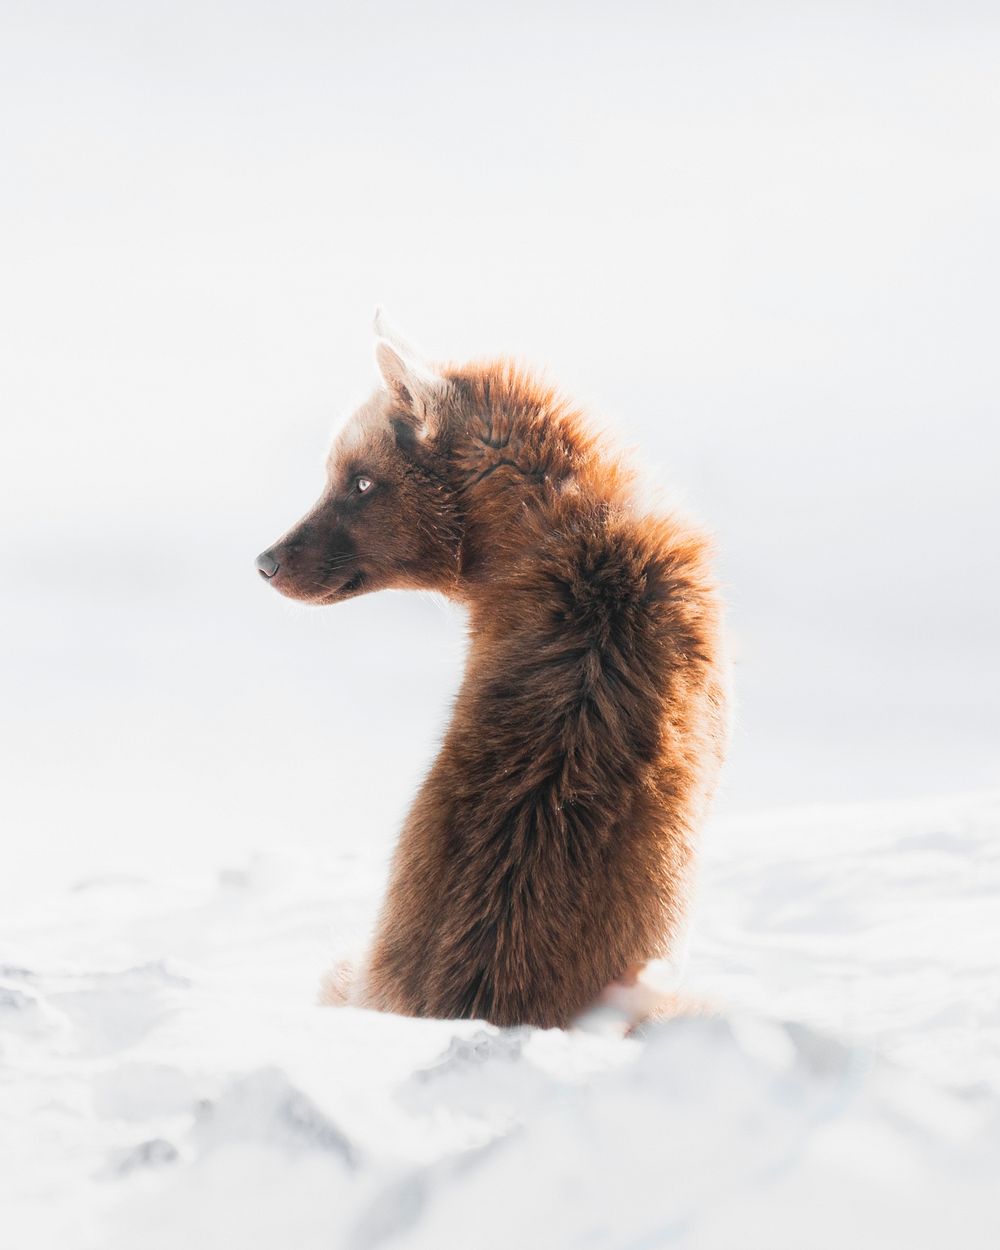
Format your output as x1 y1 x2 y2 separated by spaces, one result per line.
256 550 280 580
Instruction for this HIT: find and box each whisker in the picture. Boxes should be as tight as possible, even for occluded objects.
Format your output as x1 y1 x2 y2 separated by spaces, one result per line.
290 560 379 598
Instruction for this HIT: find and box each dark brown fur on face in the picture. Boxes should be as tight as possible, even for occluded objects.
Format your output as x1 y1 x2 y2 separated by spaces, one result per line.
257 315 729 1029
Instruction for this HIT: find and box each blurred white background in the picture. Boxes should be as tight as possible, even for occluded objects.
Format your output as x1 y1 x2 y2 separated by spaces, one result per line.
2 0 998 900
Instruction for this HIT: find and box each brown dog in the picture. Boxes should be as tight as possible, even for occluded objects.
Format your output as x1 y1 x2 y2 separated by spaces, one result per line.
257 313 729 1028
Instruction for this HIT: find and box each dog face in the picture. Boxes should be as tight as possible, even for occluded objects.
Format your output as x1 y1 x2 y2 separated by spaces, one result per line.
256 316 461 604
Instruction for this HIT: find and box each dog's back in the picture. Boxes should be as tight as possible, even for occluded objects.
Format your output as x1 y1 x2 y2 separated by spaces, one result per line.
358 362 729 1027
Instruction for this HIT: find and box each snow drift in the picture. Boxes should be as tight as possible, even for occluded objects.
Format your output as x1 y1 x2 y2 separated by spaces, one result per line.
3 792 997 1248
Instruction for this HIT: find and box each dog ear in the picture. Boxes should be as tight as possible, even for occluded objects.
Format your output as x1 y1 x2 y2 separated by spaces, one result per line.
373 308 449 436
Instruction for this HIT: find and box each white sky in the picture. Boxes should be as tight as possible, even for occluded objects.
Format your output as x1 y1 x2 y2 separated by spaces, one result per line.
2 1 998 890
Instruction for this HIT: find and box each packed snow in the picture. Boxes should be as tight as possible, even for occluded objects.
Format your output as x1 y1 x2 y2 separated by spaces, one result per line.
3 791 998 1248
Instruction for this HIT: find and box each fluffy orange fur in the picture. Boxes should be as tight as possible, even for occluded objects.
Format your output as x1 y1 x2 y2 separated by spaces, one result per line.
258 324 729 1028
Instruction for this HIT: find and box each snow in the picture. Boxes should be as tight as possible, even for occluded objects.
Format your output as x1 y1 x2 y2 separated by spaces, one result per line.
4 791 998 1248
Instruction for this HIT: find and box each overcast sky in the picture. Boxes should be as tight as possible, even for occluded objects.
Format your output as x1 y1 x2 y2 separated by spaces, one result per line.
2 2 998 892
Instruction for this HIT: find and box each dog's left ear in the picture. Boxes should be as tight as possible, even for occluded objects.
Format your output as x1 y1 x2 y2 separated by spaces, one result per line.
373 308 449 436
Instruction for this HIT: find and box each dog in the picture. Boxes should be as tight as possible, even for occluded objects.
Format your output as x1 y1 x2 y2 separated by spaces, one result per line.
257 312 729 1028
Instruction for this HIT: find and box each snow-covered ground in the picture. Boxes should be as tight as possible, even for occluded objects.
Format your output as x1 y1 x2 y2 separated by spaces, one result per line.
3 3 999 1246
3 790 998 1249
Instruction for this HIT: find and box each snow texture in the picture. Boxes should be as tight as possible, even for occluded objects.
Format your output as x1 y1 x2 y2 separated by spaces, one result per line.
3 792 998 1249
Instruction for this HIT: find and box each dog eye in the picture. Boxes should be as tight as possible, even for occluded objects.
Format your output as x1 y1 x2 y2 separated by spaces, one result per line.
355 476 374 494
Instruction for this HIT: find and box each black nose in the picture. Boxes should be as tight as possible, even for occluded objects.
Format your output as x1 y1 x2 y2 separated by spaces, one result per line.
256 550 280 579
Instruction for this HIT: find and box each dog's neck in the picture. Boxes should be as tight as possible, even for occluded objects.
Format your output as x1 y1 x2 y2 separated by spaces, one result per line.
436 363 623 600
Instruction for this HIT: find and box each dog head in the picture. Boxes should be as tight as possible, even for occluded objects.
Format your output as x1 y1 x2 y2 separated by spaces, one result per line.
256 312 462 604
